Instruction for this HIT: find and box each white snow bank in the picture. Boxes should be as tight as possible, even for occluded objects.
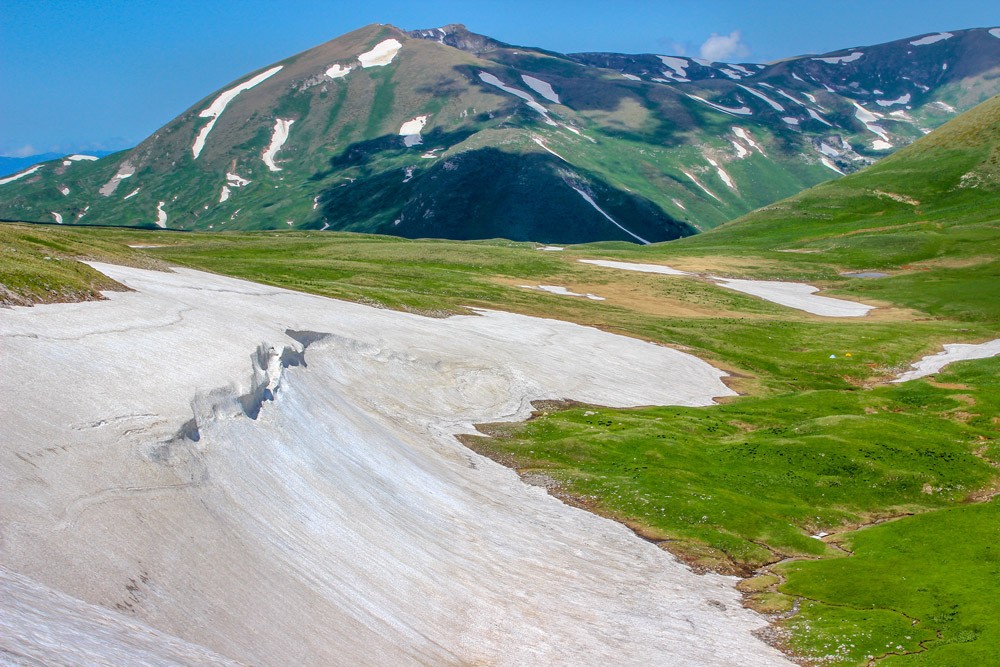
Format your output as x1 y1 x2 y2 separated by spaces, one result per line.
622 73 641 81
571 186 649 244
154 201 167 228
358 39 402 67
123 187 141 200
532 136 567 161
479 72 557 125
0 263 796 667
219 186 231 203
893 339 1000 382
687 94 752 116
519 285 605 300
813 51 864 64
262 118 294 171
51 212 63 224
0 165 42 186
192 66 282 159
712 277 874 317
537 246 565 251
58 185 70 196
325 64 352 79
706 158 736 190
521 75 560 104
579 259 690 276
910 33 953 46
66 154 99 161
399 115 429 147
990 28 1000 39
871 139 893 150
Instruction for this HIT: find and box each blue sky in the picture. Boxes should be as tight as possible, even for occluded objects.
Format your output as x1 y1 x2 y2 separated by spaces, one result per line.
2 0 997 156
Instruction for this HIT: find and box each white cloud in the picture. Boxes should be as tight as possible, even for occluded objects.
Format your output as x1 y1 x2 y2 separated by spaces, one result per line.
699 31 750 63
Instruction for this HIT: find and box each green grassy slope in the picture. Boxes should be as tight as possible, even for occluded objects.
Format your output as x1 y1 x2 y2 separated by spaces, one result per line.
1 94 998 667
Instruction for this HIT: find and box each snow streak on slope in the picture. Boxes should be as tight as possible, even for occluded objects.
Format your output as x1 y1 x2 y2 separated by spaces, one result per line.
687 94 752 116
521 75 560 103
0 165 43 186
478 72 557 125
192 66 283 159
0 264 798 667
262 119 294 171
571 186 650 244
399 115 429 147
910 32 954 46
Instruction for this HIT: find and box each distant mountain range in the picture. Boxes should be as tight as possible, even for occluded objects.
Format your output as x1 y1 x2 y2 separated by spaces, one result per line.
0 24 997 243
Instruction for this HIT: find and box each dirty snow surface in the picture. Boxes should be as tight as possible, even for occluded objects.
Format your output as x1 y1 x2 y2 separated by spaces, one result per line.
0 264 799 667
893 339 1000 382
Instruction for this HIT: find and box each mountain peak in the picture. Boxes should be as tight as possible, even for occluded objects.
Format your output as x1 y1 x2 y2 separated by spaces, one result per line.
408 24 507 54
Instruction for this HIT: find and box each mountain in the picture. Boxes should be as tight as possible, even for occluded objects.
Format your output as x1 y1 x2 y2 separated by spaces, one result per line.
0 24 998 243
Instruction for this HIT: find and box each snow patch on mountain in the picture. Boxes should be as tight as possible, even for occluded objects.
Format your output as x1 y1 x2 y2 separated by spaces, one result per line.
532 136 567 162
739 85 784 111
227 172 251 187
733 127 765 155
706 158 736 190
657 55 688 78
192 66 283 159
58 185 70 196
910 32 953 46
990 28 1000 39
154 202 167 228
262 119 294 171
687 94 752 116
219 186 231 203
358 39 402 67
325 64 352 79
51 212 63 224
521 75 560 104
99 162 135 196
621 73 641 81
67 154 99 162
871 139 893 150
876 93 912 107
0 165 42 186
853 103 889 141
813 51 864 64
478 72 557 125
123 187 140 200
571 186 649 244
399 115 429 147
782 117 800 126
807 108 833 126
719 68 744 80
